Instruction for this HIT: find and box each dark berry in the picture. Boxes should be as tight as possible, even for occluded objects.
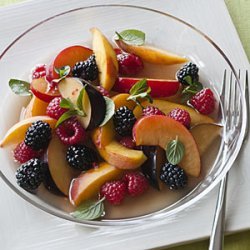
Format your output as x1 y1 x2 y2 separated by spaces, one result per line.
117 52 144 76
24 120 52 150
100 180 127 205
168 108 191 128
113 106 136 136
55 118 86 145
32 64 46 79
16 158 47 192
160 163 187 190
13 142 44 164
46 97 68 120
66 145 97 170
142 106 165 117
189 88 215 115
72 55 98 81
176 62 199 85
123 172 149 196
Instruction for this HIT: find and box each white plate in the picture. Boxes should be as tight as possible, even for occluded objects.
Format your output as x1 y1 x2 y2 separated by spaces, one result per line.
0 0 249 249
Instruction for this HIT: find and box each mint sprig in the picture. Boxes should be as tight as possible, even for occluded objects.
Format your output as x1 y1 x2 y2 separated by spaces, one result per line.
9 79 32 96
56 87 86 127
115 29 145 46
99 96 115 127
166 136 185 165
70 197 105 220
53 65 71 84
127 78 152 109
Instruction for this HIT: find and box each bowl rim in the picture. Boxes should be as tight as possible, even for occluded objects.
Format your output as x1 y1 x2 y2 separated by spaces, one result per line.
0 4 247 227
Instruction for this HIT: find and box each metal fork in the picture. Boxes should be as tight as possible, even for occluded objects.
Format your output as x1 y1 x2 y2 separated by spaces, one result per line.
209 70 249 250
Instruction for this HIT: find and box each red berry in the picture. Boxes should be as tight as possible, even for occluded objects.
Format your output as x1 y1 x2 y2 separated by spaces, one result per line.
13 142 44 163
189 88 215 115
100 180 127 205
117 52 144 76
46 97 68 120
114 48 123 55
32 64 47 79
123 172 149 197
119 137 135 149
142 106 165 117
96 86 110 97
55 118 86 145
168 108 191 128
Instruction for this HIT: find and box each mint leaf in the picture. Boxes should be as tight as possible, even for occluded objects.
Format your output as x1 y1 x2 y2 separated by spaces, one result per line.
9 79 31 96
99 97 115 127
166 137 185 165
56 110 78 127
55 65 70 78
60 98 75 110
70 198 105 221
115 29 145 46
76 87 86 113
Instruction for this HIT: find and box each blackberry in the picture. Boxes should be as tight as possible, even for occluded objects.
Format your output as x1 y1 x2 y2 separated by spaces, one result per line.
16 158 47 192
24 120 52 150
176 62 199 85
160 163 187 190
66 145 97 170
113 106 136 136
72 55 98 81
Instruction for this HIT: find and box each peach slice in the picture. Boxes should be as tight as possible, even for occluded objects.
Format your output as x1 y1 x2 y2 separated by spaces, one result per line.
191 123 222 155
0 116 56 147
115 39 187 65
69 162 123 206
24 96 48 119
133 99 214 126
91 28 118 91
47 135 80 196
112 93 136 110
133 115 201 177
51 45 93 79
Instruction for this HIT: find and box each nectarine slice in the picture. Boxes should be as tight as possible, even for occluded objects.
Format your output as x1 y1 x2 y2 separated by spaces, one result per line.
133 99 214 126
133 115 201 177
0 116 56 147
24 96 48 119
112 93 136 110
47 135 80 196
115 39 187 65
69 162 123 206
91 28 118 91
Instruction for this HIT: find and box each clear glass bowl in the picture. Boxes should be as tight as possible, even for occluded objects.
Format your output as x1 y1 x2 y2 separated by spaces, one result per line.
0 4 247 227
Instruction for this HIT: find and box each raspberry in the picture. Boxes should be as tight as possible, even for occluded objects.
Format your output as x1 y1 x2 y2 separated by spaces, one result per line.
117 52 144 76
13 142 44 164
32 64 47 79
189 88 215 115
96 86 110 97
55 118 86 145
123 172 149 196
46 97 68 120
100 180 127 205
168 108 191 128
142 106 165 117
119 137 135 149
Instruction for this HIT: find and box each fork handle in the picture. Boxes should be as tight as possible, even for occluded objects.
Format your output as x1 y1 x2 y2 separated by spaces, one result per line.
209 173 228 250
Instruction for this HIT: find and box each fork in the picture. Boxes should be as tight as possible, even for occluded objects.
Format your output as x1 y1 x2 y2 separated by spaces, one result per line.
208 70 249 250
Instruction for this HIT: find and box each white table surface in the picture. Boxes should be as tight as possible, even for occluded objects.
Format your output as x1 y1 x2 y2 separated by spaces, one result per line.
0 0 249 249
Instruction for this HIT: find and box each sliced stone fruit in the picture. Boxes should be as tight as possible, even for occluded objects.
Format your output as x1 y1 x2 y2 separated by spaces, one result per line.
24 96 48 119
133 99 214 126
69 162 123 206
133 115 201 177
111 93 136 110
190 123 222 155
91 27 118 91
115 39 187 65
0 116 56 147
47 135 80 196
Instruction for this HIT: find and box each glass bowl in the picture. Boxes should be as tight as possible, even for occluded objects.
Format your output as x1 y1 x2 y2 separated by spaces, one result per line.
0 4 247 227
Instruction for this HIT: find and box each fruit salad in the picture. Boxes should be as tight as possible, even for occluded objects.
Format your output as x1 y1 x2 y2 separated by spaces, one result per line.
0 28 222 220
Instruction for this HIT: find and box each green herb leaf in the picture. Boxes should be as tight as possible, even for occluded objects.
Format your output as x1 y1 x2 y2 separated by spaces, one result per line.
55 65 71 78
9 79 31 96
60 98 75 110
115 29 145 46
76 87 86 113
70 198 105 221
56 110 78 127
166 136 185 165
127 78 152 108
99 97 115 127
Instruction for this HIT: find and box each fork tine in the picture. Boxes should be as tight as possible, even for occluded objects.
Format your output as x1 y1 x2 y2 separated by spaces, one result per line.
226 72 233 129
244 70 249 140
